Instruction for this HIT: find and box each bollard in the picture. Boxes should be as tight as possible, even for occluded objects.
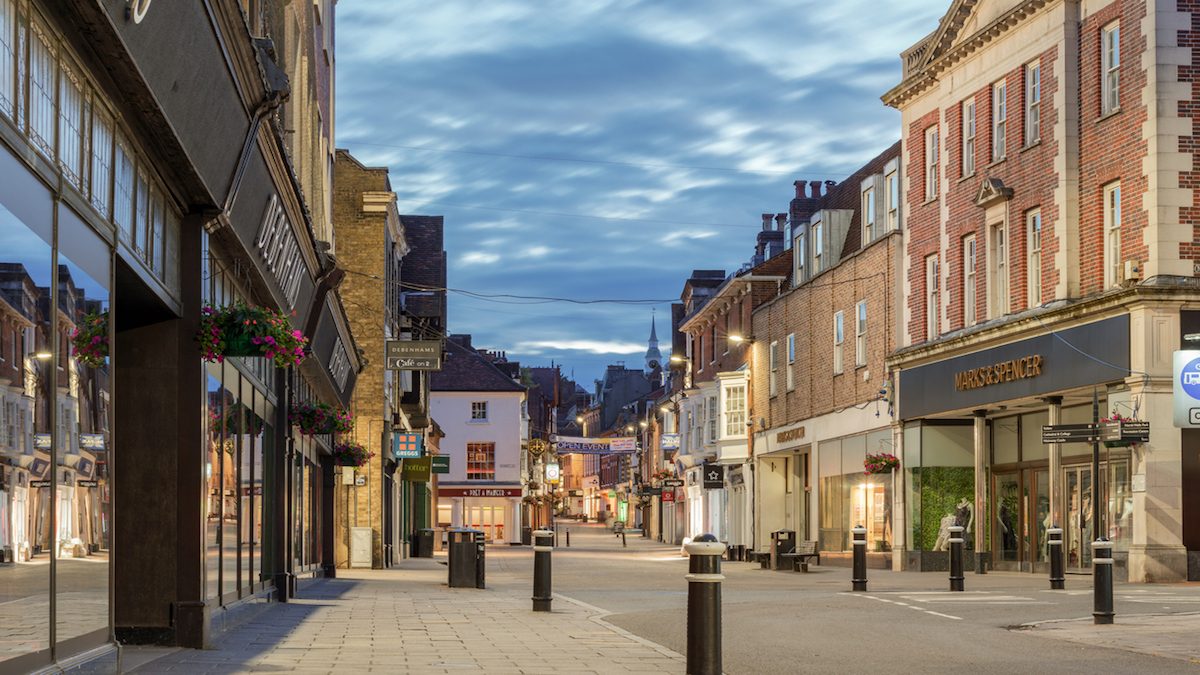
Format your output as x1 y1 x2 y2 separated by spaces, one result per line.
1047 527 1065 590
685 533 726 675
948 525 965 592
555 525 559 548
851 525 867 592
1092 538 1114 625
566 530 571 547
622 530 627 548
532 529 555 612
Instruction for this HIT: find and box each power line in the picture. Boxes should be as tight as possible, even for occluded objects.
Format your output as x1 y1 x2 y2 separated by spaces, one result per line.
344 139 797 176
341 269 675 306
393 200 764 230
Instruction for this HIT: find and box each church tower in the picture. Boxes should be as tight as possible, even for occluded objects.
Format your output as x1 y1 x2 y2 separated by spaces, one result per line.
644 310 663 372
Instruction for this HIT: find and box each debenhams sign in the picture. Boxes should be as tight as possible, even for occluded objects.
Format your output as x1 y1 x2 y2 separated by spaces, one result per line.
954 355 1043 391
254 194 306 311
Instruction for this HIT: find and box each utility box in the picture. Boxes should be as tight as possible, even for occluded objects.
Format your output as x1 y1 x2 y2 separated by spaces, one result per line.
350 527 373 568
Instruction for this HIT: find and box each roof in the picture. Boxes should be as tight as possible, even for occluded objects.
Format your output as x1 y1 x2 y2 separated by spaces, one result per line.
431 337 526 393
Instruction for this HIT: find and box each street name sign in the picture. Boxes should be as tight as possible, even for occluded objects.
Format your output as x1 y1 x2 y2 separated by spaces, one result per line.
1041 424 1098 444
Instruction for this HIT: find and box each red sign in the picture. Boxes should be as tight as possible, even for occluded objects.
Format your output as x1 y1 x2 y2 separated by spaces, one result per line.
661 489 675 503
439 487 523 498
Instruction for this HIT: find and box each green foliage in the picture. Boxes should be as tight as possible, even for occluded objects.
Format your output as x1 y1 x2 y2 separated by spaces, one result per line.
913 466 974 550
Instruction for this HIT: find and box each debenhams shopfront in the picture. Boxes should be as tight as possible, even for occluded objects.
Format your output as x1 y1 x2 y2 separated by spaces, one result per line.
0 1 359 671
893 304 1191 583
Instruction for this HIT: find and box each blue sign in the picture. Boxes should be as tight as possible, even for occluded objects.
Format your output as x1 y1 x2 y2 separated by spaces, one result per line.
1181 357 1200 399
392 432 424 459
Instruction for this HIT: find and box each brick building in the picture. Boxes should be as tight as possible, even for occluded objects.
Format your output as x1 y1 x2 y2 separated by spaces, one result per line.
884 0 1198 581
750 144 904 561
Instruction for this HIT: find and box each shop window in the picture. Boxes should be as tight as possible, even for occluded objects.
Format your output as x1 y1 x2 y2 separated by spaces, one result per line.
992 416 1018 464
467 442 495 480
904 422 975 553
819 429 893 553
1020 410 1049 462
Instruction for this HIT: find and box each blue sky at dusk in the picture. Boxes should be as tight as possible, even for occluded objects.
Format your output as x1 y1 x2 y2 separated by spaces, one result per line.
335 1 944 387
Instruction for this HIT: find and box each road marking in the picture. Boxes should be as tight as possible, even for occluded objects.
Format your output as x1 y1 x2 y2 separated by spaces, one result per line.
890 591 1046 605
844 593 963 621
925 611 964 620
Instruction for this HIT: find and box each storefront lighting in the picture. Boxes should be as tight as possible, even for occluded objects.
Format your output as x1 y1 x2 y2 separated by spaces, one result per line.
669 354 687 363
34 351 52 360
1185 333 1200 343
639 421 648 428
660 405 672 413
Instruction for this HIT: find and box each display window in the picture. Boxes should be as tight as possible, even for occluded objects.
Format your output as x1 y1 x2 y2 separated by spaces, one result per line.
818 429 893 552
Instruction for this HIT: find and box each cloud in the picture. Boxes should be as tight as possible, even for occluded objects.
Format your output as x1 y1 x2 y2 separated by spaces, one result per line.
513 339 647 355
459 252 501 265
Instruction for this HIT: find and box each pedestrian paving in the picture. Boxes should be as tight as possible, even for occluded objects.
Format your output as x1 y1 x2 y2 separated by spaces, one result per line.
129 548 684 674
1024 612 1200 665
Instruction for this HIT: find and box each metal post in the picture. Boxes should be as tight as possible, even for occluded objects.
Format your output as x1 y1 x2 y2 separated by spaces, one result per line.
948 525 964 592
1091 388 1102 538
1047 527 1065 590
1092 538 1114 624
554 523 559 548
851 525 868 592
685 533 726 675
566 529 571 547
622 530 627 548
532 529 554 612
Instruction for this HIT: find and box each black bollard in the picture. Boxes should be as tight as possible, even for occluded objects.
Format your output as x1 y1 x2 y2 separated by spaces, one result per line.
566 530 571 547
851 525 867 592
948 525 964 592
1047 527 1065 590
555 525 559 548
622 530 627 548
1092 538 1114 625
532 529 554 612
685 533 726 675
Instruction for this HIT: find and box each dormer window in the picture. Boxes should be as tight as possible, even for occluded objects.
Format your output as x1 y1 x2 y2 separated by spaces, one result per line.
812 221 823 274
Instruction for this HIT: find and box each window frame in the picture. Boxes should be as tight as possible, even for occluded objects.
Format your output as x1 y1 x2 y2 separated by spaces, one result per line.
1027 209 1042 305
812 220 824 274
723 382 746 438
833 311 844 374
963 235 977 326
992 80 1007 161
1102 21 1120 115
989 223 1009 317
855 300 867 367
1025 60 1041 144
786 333 796 391
466 442 496 480
768 340 778 396
862 186 876 244
794 231 807 284
962 99 976 177
925 125 939 201
926 254 940 339
1103 181 1122 288
885 168 899 231
470 400 489 422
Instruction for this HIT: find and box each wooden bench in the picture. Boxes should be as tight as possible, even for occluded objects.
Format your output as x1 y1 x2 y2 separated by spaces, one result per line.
780 541 821 572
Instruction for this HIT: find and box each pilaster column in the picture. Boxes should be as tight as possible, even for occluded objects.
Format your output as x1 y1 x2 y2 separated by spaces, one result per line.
1044 396 1063 530
450 497 463 528
891 422 905 571
973 410 988 572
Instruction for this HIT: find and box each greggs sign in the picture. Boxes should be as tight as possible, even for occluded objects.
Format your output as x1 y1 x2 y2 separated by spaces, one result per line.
954 355 1043 391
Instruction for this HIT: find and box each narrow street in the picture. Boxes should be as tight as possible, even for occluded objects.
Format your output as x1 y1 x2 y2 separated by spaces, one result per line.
124 523 1200 674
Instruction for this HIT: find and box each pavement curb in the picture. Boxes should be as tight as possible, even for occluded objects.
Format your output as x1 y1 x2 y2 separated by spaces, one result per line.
553 592 686 663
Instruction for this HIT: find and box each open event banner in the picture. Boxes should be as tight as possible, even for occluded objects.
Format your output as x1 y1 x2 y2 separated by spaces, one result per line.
551 435 637 455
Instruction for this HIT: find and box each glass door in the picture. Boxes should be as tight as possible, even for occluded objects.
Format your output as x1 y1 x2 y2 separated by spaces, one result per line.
1064 465 1094 571
994 472 1022 569
1033 469 1050 570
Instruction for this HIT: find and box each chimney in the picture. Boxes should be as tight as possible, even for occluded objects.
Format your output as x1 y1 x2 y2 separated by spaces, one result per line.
775 213 787 231
794 180 806 198
761 214 773 231
809 180 824 199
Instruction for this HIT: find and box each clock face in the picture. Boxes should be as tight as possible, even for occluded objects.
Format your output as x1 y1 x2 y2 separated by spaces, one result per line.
648 359 660 370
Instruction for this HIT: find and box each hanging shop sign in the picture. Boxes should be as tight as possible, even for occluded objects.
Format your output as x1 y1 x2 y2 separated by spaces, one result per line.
568 489 583 497
34 434 51 450
77 479 99 488
79 433 105 451
662 478 684 487
385 340 443 370
551 435 637 455
544 462 561 484
439 487 523 498
898 316 1129 419
702 461 724 489
1174 350 1200 427
431 455 450 474
660 433 680 450
402 457 431 482
392 432 424 459
661 488 676 502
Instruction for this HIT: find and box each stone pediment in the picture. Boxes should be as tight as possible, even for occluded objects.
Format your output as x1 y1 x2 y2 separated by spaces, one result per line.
974 177 1014 208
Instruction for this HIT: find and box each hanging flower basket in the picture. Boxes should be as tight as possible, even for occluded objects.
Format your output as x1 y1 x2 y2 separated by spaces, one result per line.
289 401 354 436
332 442 372 467
70 310 108 368
197 301 308 368
210 402 266 437
864 452 900 475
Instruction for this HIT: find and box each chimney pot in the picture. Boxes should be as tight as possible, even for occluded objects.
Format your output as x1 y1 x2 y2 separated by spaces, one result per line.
809 180 824 199
775 213 787 231
761 214 772 231
794 180 805 199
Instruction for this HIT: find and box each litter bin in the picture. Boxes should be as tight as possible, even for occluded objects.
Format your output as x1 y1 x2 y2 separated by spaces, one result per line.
473 530 486 589
770 529 796 570
521 526 532 546
413 529 435 558
448 528 479 588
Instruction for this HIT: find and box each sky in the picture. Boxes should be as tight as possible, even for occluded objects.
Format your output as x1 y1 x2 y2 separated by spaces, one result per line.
335 1 945 388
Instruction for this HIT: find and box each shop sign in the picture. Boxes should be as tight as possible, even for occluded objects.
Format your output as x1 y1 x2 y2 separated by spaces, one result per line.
30 479 50 488
34 433 51 450
568 489 583 497
385 340 442 370
661 433 680 450
552 435 636 455
79 433 105 451
439 487 522 497
776 427 806 444
77 479 99 488
402 458 431 482
702 462 724 489
328 338 352 391
954 355 1043 391
544 463 561 484
661 488 675 502
431 456 450 474
254 194 307 311
392 432 424 459
662 478 684 487
1173 350 1200 427
899 316 1129 418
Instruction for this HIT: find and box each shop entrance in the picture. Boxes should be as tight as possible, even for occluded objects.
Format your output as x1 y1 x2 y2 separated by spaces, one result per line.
1064 465 1094 571
465 505 505 542
991 469 1049 572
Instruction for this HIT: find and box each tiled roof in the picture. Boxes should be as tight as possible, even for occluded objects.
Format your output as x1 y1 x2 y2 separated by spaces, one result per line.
431 338 525 392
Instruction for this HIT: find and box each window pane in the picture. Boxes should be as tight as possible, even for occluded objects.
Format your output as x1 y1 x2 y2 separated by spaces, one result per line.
58 63 85 188
0 0 15 117
90 112 113 218
28 23 55 158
